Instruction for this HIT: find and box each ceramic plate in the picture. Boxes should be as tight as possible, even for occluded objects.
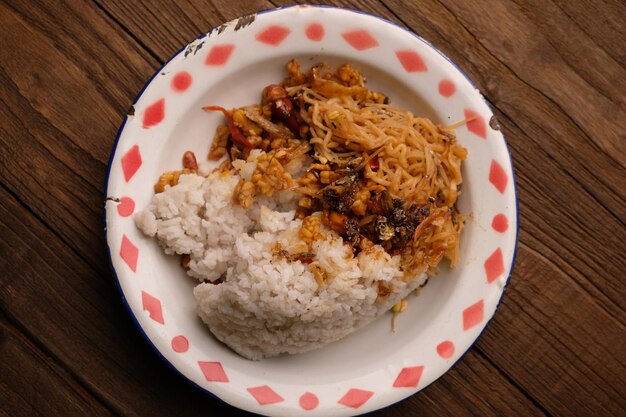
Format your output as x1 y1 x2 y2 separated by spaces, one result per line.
105 5 517 416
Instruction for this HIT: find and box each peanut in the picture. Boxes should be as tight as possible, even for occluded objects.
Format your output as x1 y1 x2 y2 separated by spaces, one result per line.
263 84 287 103
182 151 198 170
180 254 191 269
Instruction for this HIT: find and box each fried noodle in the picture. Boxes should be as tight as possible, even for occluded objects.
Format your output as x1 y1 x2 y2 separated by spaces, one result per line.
288 77 467 270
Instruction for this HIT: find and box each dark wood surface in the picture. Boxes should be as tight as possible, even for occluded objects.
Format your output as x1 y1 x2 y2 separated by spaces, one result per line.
1 0 624 416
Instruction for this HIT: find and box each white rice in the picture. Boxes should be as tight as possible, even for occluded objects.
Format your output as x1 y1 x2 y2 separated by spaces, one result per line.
135 156 426 360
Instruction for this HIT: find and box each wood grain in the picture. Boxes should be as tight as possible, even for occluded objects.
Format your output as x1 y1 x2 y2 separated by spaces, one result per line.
440 0 625 166
0 0 624 415
0 316 113 417
93 0 273 60
0 0 157 271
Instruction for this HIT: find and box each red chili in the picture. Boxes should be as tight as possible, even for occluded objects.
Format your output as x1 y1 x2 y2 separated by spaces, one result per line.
270 97 300 136
285 114 300 136
271 97 293 119
369 156 380 170
202 105 253 149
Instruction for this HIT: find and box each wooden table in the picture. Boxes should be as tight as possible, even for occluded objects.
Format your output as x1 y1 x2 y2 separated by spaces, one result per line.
1 1 624 416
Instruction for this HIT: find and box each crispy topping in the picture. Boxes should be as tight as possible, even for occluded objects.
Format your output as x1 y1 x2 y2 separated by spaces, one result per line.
284 59 306 87
377 282 391 298
180 254 191 269
299 214 326 246
327 211 348 234
337 64 365 87
154 168 194 193
233 180 256 209
208 125 229 160
375 216 394 241
308 264 326 288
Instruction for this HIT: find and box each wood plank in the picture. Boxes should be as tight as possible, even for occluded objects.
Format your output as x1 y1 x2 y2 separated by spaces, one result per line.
495 107 626 319
94 0 274 60
474 243 626 415
1 0 624 416
550 0 626 66
0 178 547 415
400 351 548 417
0 316 114 417
0 72 108 273
510 0 625 107
0 1 157 165
434 0 626 167
271 0 399 24
0 0 159 271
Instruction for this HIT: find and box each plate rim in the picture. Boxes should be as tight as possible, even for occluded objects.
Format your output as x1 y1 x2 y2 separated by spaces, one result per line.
104 4 519 416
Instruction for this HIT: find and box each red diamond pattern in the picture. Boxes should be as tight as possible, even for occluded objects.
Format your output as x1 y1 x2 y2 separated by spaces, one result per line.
485 248 505 283
491 214 508 233
342 29 379 50
255 25 291 46
396 50 428 72
489 160 508 193
338 388 374 408
116 196 135 217
247 385 284 405
205 44 235 66
393 366 424 388
121 145 142 182
464 109 487 139
141 291 164 324
119 234 138 272
142 98 165 128
198 361 229 382
463 299 484 331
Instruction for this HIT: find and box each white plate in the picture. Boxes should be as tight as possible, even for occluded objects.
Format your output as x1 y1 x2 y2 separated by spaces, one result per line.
105 5 517 416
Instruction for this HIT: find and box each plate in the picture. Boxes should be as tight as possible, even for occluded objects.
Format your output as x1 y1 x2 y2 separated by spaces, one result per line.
105 5 517 416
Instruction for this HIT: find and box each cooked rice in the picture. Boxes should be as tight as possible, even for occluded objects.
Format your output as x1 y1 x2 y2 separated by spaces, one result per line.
135 153 426 360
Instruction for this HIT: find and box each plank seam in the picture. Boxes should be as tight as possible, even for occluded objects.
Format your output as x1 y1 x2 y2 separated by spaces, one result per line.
474 349 552 417
429 0 624 169
91 0 165 65
0 306 122 416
